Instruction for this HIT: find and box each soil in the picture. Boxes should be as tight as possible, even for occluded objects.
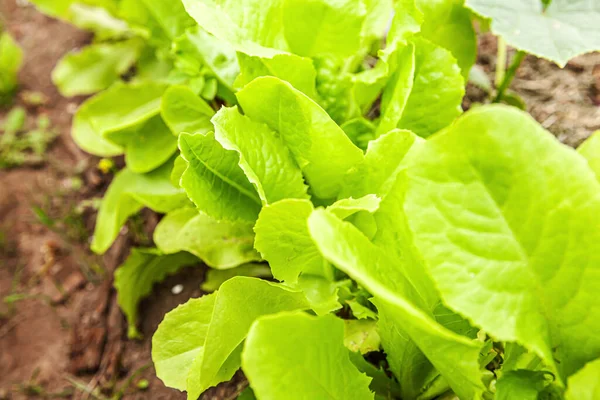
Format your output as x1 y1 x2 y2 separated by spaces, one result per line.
0 3 598 400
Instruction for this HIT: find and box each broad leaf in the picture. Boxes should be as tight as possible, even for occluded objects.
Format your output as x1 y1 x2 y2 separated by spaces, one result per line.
308 210 485 400
200 264 272 292
466 0 600 67
237 77 363 200
243 313 374 400
91 159 189 254
154 208 261 269
178 132 262 222
495 370 553 400
212 107 309 204
114 248 198 338
52 40 141 97
161 85 214 136
402 105 600 380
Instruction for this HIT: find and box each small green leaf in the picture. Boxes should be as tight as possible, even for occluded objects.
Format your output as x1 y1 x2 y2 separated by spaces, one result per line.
344 319 380 354
154 208 261 269
161 85 215 136
179 132 262 222
52 40 141 97
495 370 553 400
0 33 23 99
91 159 189 254
254 199 331 284
243 312 374 400
327 195 381 220
114 248 198 338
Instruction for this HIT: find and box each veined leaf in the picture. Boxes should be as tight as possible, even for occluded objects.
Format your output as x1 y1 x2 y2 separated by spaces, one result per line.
466 0 600 67
178 132 262 222
308 210 485 400
243 313 374 400
154 207 261 269
114 248 198 338
237 77 363 200
402 105 600 380
212 106 309 204
52 39 141 97
578 131 600 181
91 159 189 254
161 85 214 136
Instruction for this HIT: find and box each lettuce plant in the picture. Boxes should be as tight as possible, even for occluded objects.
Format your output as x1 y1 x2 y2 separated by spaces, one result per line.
30 0 600 398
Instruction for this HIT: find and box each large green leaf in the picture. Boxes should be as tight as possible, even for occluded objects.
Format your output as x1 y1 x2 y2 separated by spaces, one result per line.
178 132 262 222
495 370 553 400
237 77 363 200
308 210 485 400
402 105 600 380
466 0 600 67
154 207 261 269
161 85 215 136
212 106 309 204
566 358 600 400
91 159 189 254
243 313 374 400
114 248 198 338
578 131 600 181
418 0 477 77
52 40 141 97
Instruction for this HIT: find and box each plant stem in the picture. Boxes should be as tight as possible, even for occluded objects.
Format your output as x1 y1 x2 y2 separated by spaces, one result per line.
495 37 507 88
493 50 526 103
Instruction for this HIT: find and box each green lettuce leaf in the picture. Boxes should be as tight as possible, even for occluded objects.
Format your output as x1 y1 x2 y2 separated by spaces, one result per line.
212 106 309 204
566 358 600 400
114 248 198 338
243 312 374 400
52 39 141 97
138 0 195 40
237 77 363 200
254 199 331 284
397 37 464 137
343 319 380 355
178 132 262 222
495 370 554 400
161 85 215 136
402 105 600 380
154 207 261 269
578 131 600 181
417 0 477 78
466 0 600 67
308 210 485 400
91 159 189 254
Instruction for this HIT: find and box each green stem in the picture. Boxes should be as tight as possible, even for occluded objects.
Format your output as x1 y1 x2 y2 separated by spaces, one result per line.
493 50 526 103
495 37 507 88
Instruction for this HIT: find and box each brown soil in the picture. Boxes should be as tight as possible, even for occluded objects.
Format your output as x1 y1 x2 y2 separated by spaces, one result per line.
0 4 598 400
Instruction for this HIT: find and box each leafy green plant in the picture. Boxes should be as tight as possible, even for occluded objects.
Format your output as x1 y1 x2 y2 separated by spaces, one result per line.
30 0 600 398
